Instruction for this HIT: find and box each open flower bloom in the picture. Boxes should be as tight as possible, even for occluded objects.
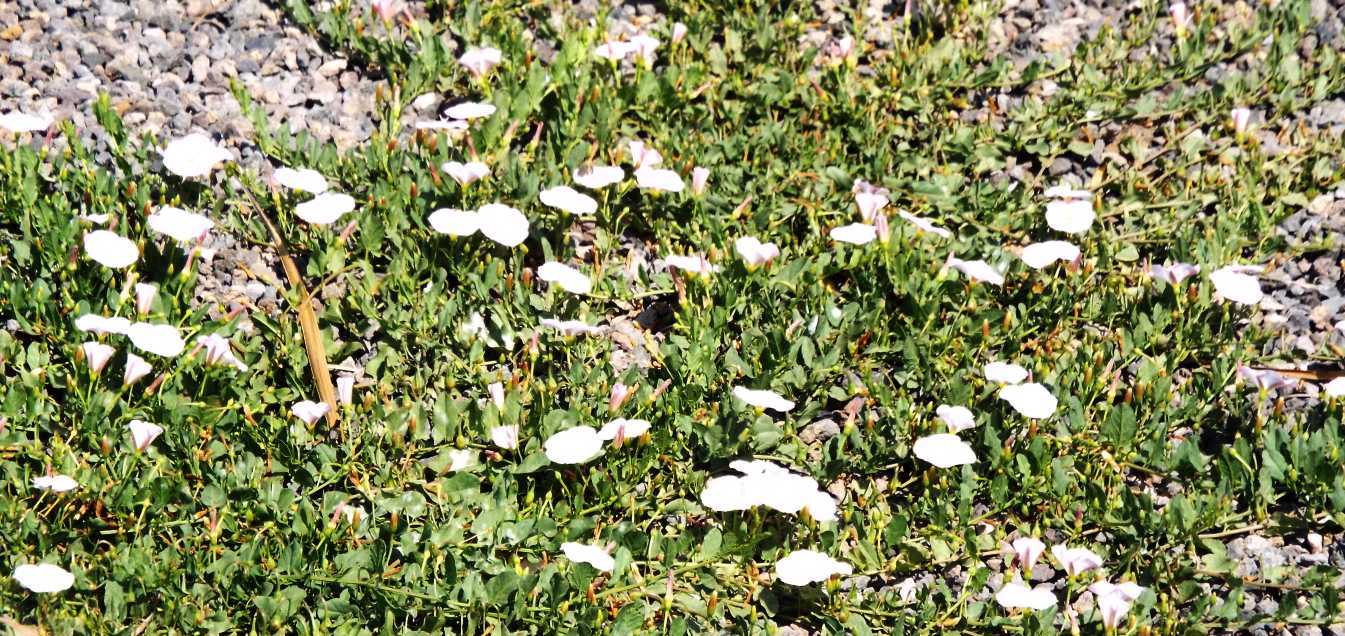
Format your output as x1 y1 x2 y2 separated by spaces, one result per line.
539 186 598 215
447 449 476 472
273 167 329 194
84 230 139 268
593 39 634 61
634 167 684 192
1325 377 1345 398
945 256 1005 285
543 426 604 464
995 578 1057 611
428 208 480 237
1236 365 1296 391
123 353 152 385
735 236 780 268
161 133 233 178
574 165 625 189
33 474 78 493
197 334 249 371
853 185 889 222
75 314 132 335
538 262 592 294
627 141 663 169
1045 196 1096 234
775 550 853 586
443 160 491 186
913 434 977 468
1052 545 1103 576
1151 262 1200 285
1011 537 1047 572
936 405 976 433
12 564 75 593
665 254 719 276
127 322 185 357
1090 581 1146 602
984 362 1029 384
598 418 651 442
295 193 356 225
998 383 1058 419
127 419 163 451
135 283 157 315
691 167 710 196
459 46 502 76
561 542 615 572
628 33 660 66
81 341 115 374
476 203 530 247
1097 592 1133 630
1231 107 1252 135
897 211 952 238
443 101 496 120
732 386 795 412
1210 266 1264 305
830 223 877 245
0 110 54 133
700 460 838 521
491 424 519 449
540 318 604 336
291 400 330 426
148 206 215 242
1021 241 1080 269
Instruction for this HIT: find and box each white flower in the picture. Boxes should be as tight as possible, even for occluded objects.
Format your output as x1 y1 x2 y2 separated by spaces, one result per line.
135 283 157 315
775 550 853 586
447 449 476 472
1097 592 1133 630
291 400 330 425
75 314 132 335
32 475 78 493
829 223 877 245
336 375 355 405
80 341 115 374
148 206 215 242
539 186 598 215
491 424 520 449
690 167 710 196
995 578 1057 611
161 133 233 178
84 231 139 268
458 46 502 76
273 167 329 194
1170 2 1191 33
998 383 1058 419
443 102 496 120
984 362 1029 384
1020 241 1080 269
0 110 53 133
428 208 480 237
732 386 795 412
598 418 651 441
854 189 888 222
628 33 660 65
700 461 837 521
12 564 74 593
1151 262 1200 285
1045 199 1096 234
945 256 1005 285
1210 266 1263 305
627 141 663 169
634 167 685 192
913 434 977 468
123 353 152 386
1043 185 1093 199
543 426 603 464
127 322 185 357
608 383 631 412
734 236 780 268
538 262 593 294
442 160 491 186
333 501 365 526
1090 581 1146 602
1236 365 1295 391
700 475 755 511
295 193 355 225
1051 545 1103 576
1324 377 1345 398
561 542 614 572
665 254 719 276
671 22 688 43
1231 108 1252 135
539 318 604 336
935 405 976 433
897 211 952 238
476 203 529 247
1011 537 1047 572
574 165 625 189
196 334 249 371
79 212 111 225
488 382 505 409
593 40 634 61
127 419 163 451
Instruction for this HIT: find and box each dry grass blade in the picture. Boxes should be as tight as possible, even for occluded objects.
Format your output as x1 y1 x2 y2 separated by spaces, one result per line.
1248 366 1345 382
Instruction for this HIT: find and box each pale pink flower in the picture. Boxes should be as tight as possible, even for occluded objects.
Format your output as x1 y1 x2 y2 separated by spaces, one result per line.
127 419 163 451
458 46 502 77
690 166 710 196
134 283 157 315
1051 545 1103 577
1231 107 1252 136
123 353 152 386
291 400 330 426
671 22 688 44
81 341 115 374
336 375 355 405
488 382 506 409
609 383 633 413
627 140 663 169
1011 537 1047 572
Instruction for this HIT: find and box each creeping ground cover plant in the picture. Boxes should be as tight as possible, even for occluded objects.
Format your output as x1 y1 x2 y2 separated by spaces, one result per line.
3 0 1345 633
